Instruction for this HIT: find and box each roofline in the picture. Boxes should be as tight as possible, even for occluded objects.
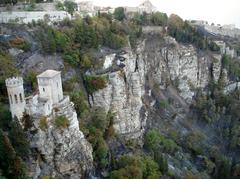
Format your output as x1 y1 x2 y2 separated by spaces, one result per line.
37 70 61 78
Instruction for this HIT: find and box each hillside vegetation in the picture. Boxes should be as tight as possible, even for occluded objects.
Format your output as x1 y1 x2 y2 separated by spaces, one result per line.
0 9 240 179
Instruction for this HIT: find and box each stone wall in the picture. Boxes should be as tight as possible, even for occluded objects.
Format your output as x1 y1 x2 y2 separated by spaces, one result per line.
204 24 240 38
0 11 70 24
142 26 163 34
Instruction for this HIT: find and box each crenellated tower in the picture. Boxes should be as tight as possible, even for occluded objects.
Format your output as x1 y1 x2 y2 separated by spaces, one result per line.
5 77 26 119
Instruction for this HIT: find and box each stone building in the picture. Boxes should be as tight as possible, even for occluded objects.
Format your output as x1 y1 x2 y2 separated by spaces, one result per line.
5 69 65 119
214 40 237 58
5 77 26 119
125 0 157 14
77 1 96 16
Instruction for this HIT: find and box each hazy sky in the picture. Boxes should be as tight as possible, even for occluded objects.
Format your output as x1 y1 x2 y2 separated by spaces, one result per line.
88 0 240 28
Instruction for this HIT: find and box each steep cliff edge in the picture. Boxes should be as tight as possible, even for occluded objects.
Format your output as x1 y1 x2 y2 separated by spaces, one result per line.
1 22 239 178
91 32 222 140
27 97 93 179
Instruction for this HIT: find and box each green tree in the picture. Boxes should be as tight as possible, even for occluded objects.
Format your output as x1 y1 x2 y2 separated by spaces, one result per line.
54 30 69 52
64 1 77 16
151 12 168 26
84 75 107 94
153 150 168 174
0 103 11 130
70 92 89 117
114 7 125 21
110 155 161 179
0 130 27 178
217 157 231 179
9 119 30 159
56 1 64 10
144 129 161 152
94 137 109 168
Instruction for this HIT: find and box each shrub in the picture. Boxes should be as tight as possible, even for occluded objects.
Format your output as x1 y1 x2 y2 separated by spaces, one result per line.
8 37 31 51
144 129 161 152
216 156 232 179
110 155 161 179
183 171 201 179
0 51 19 102
159 100 169 109
230 124 240 149
55 115 70 129
153 150 168 174
63 50 80 66
0 103 12 130
21 113 33 130
233 164 240 178
79 107 113 169
9 120 30 160
39 117 48 131
105 111 115 139
63 76 78 92
91 107 110 131
144 129 178 154
222 55 240 81
64 1 77 15
202 156 215 174
56 1 64 10
113 7 125 21
84 75 107 94
151 12 168 26
25 70 38 91
0 130 27 178
94 137 109 168
70 92 89 117
168 14 219 51
185 131 205 155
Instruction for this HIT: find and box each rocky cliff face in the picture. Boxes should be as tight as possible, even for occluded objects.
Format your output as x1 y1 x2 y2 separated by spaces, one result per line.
28 97 93 179
90 48 147 140
91 33 222 140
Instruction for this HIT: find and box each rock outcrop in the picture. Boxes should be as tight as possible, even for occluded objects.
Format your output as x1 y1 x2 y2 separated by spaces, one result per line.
90 47 147 140
91 34 222 139
28 96 93 179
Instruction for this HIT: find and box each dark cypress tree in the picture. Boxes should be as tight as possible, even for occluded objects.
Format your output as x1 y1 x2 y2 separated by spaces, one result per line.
9 119 30 160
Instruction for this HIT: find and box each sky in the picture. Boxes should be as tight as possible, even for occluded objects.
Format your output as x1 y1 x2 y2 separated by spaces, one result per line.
87 0 240 28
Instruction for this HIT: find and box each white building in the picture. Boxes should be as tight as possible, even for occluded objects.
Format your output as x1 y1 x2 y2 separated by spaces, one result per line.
214 40 237 58
0 11 71 24
5 69 66 119
77 1 96 16
37 70 63 105
125 0 157 14
138 0 157 13
5 77 26 119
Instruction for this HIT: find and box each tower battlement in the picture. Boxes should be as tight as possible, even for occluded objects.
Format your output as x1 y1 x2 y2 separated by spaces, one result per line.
5 77 24 87
5 76 25 120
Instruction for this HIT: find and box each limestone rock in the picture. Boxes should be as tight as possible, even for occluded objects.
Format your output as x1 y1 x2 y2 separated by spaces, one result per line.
28 97 93 179
91 35 223 140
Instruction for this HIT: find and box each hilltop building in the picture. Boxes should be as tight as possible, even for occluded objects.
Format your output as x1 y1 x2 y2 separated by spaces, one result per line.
125 0 157 14
5 69 68 119
77 1 96 16
191 20 240 38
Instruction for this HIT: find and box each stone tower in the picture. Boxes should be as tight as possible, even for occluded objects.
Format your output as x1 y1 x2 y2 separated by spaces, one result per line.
37 70 63 105
5 77 26 119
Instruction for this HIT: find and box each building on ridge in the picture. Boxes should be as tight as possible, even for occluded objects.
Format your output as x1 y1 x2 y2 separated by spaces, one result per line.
5 69 66 119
